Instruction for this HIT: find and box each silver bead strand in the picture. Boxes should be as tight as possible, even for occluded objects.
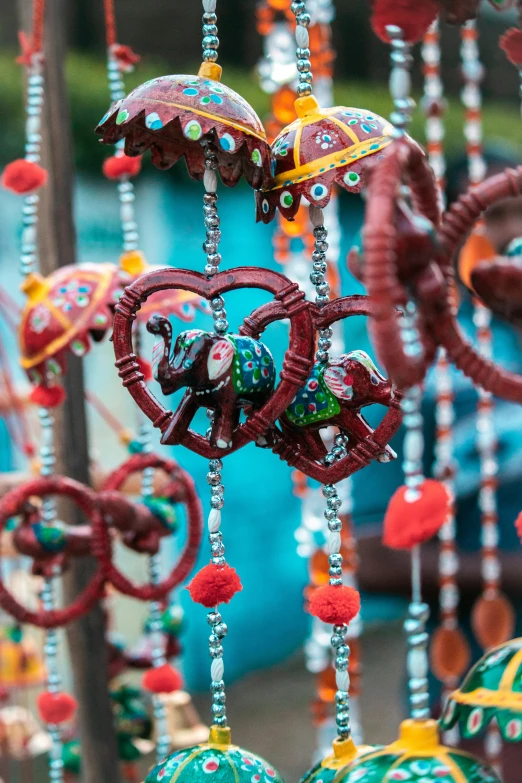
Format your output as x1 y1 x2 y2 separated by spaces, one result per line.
106 47 139 253
309 205 332 366
291 1 313 97
203 146 228 336
202 0 219 64
386 25 415 138
207 458 228 727
20 54 45 279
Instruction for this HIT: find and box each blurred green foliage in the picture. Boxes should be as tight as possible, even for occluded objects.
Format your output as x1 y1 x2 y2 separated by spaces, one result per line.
1 51 520 174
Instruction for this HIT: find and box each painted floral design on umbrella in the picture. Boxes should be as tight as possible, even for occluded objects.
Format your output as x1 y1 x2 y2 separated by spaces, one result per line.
145 732 285 783
19 262 132 390
96 63 272 189
441 638 522 742
255 95 394 224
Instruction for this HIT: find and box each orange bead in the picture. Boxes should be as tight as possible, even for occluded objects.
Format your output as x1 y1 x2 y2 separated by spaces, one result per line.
317 666 337 703
309 549 330 586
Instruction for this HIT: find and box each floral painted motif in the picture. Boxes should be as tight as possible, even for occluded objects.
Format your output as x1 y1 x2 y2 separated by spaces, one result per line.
286 363 340 426
145 742 285 783
333 750 499 783
230 336 275 396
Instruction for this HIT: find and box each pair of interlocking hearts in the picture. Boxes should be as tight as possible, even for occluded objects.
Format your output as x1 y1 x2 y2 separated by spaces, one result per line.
113 266 403 485
0 454 203 628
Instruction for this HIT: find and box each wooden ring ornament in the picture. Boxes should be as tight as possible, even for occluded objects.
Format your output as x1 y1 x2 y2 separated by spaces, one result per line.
431 165 522 404
241 295 403 484
112 266 315 457
362 137 442 389
0 477 109 628
99 453 203 600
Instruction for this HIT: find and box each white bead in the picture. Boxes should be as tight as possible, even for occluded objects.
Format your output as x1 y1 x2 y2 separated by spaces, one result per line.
327 533 341 555
295 25 309 48
440 584 459 610
479 489 496 514
389 67 411 101
309 204 324 227
439 520 455 541
211 658 224 681
440 550 459 577
404 431 423 463
203 0 217 11
464 120 483 144
26 116 41 135
204 169 218 193
336 670 350 692
407 648 428 679
120 203 135 223
208 509 221 533
482 556 500 583
481 523 499 549
426 117 444 143
22 225 37 246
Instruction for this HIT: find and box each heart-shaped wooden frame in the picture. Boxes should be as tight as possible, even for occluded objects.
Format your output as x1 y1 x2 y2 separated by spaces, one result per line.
240 294 403 484
112 267 315 458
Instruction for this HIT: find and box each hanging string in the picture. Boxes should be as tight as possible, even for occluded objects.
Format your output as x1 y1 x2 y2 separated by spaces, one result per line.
103 0 117 48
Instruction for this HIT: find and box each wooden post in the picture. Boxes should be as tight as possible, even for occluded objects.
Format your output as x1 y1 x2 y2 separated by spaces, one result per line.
31 0 122 780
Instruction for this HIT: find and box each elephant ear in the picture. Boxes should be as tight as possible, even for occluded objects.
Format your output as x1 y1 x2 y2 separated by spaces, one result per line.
151 335 166 379
323 365 354 400
208 339 235 380
347 350 385 386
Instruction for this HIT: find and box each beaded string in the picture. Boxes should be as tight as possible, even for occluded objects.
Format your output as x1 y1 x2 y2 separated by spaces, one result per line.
461 21 502 770
384 22 432 724
423 20 462 743
15 4 66 778
291 1 313 98
200 0 229 726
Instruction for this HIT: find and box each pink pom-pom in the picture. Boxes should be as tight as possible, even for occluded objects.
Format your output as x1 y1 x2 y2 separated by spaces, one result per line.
371 0 438 44
383 479 452 550
188 563 242 607
29 384 66 408
142 664 183 694
102 154 142 180
37 691 78 724
2 159 47 194
308 584 361 625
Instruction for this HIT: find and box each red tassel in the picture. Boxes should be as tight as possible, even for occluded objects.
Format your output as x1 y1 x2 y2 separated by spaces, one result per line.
308 584 361 625
500 28 522 67
29 384 66 408
137 357 152 382
142 664 183 694
102 154 142 180
2 159 48 194
112 44 141 71
371 0 438 44
383 479 452 550
37 691 78 724
188 563 242 608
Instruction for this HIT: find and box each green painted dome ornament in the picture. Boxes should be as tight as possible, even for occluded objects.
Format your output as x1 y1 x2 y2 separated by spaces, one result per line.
440 638 522 742
145 726 285 783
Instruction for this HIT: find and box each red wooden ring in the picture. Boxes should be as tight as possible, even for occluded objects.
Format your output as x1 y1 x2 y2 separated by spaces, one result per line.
112 267 315 457
241 295 403 484
0 477 109 628
431 165 522 404
363 137 440 388
99 453 203 600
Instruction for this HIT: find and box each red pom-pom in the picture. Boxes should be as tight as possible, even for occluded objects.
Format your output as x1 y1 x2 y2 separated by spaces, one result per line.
29 384 66 408
142 664 183 694
500 28 522 67
37 691 78 724
111 44 141 71
2 159 47 194
308 584 361 625
188 563 242 608
137 357 152 382
371 0 438 44
383 479 452 550
102 154 142 180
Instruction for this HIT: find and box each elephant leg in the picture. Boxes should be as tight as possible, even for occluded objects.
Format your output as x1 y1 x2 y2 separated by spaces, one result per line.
161 391 199 445
211 395 237 450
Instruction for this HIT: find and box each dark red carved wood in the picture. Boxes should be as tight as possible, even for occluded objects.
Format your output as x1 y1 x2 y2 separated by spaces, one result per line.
99 453 203 600
0 477 109 628
112 267 315 458
362 137 442 388
241 295 403 484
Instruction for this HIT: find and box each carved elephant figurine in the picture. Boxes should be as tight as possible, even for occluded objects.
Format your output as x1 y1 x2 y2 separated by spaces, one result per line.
147 317 275 449
278 349 400 462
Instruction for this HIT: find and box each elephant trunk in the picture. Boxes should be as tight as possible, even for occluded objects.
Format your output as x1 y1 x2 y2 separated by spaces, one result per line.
147 314 173 382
